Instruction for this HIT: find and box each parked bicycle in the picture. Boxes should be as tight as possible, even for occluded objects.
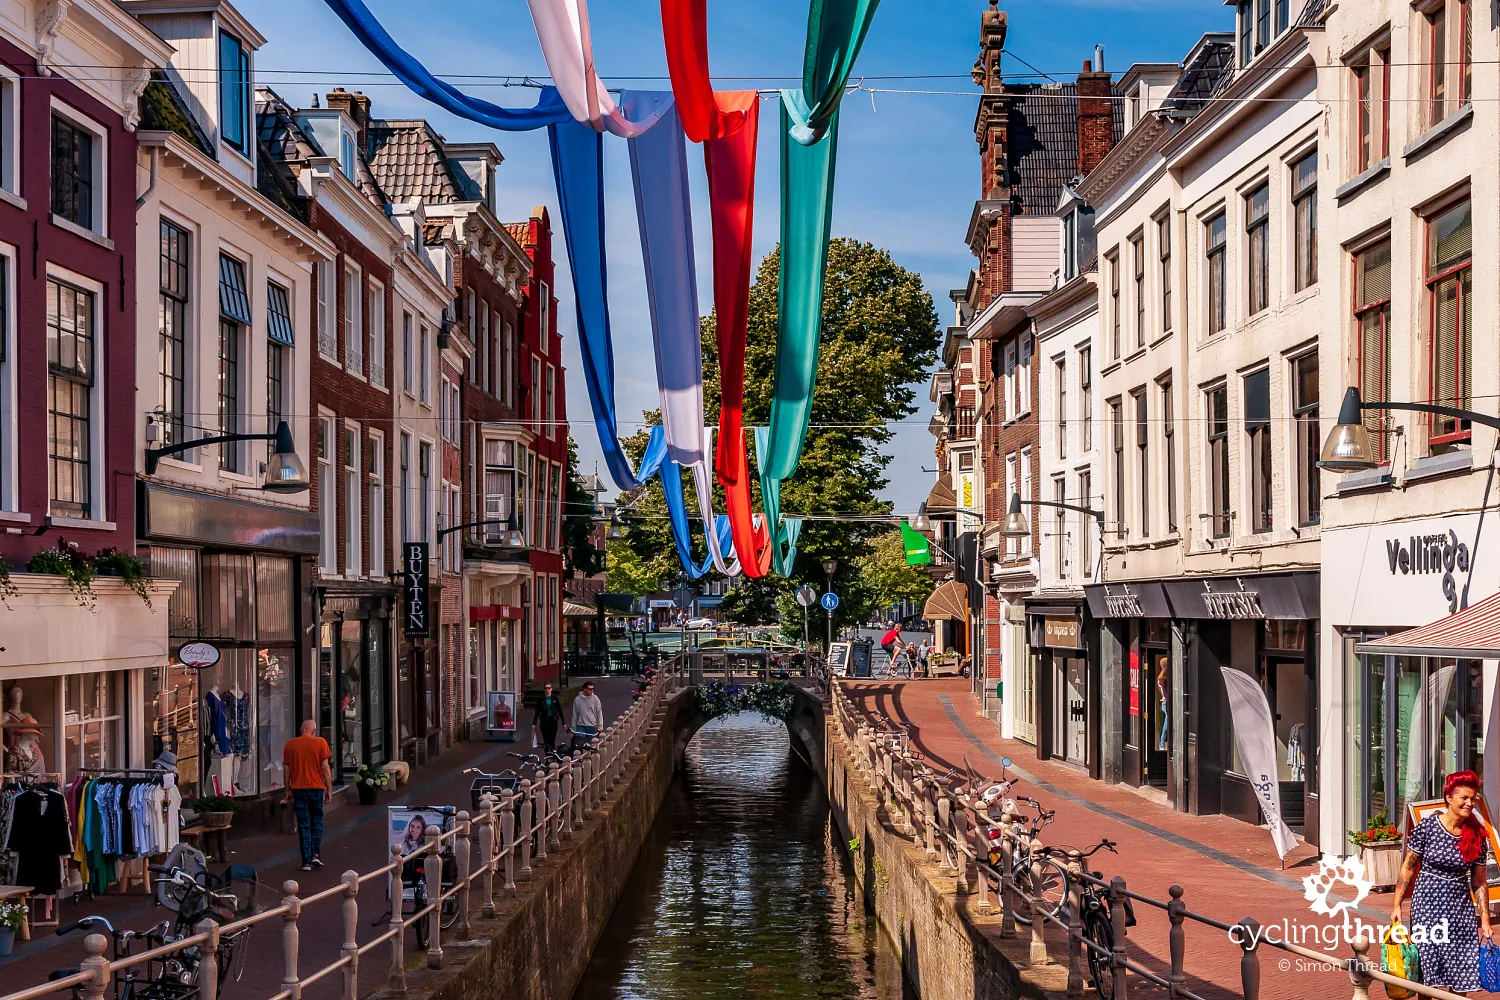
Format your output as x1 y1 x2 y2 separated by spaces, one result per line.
983 794 1068 927
1045 838 1133 999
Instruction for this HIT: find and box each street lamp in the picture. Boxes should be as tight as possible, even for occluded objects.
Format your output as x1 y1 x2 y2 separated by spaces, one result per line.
145 420 310 493
437 513 524 547
998 491 1106 538
1317 386 1494 472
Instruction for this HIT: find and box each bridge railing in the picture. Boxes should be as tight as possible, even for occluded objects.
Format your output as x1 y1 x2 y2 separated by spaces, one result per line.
828 682 1454 1000
5 681 668 1000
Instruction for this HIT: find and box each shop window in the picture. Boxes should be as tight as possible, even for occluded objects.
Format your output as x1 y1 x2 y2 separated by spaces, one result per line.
149 661 200 792
47 277 95 519
145 545 200 636
1293 353 1320 527
1427 199 1471 452
159 221 190 448
64 674 120 778
1205 214 1227 334
1354 240 1391 463
201 553 255 638
257 555 294 642
1244 368 1272 533
1291 152 1317 292
2 679 56 776
1206 385 1230 538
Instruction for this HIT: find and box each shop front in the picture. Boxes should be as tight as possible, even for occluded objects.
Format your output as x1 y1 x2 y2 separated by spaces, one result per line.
462 552 528 735
315 593 393 777
139 483 316 802
1026 603 1093 771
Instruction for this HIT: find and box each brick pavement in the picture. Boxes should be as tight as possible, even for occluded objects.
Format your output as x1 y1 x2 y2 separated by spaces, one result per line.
3 677 638 998
841 679 1382 1000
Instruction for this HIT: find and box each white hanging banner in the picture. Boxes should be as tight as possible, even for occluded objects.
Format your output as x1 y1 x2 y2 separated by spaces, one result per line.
1219 667 1299 859
524 0 669 137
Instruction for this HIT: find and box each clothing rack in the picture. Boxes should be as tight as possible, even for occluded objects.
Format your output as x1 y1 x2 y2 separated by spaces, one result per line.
76 768 168 777
0 772 64 784
72 769 175 898
0 772 66 926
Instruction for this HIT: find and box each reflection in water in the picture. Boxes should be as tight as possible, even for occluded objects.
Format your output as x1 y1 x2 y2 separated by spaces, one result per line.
573 713 913 999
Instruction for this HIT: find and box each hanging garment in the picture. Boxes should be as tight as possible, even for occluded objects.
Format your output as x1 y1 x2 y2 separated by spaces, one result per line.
225 694 251 757
204 692 231 756
8 787 71 893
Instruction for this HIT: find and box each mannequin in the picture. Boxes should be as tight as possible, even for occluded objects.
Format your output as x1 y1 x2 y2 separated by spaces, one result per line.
3 686 46 775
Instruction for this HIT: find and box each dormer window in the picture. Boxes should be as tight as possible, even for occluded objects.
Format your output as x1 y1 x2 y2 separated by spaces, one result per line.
1061 204 1095 282
1238 0 1294 66
340 130 356 181
218 29 250 154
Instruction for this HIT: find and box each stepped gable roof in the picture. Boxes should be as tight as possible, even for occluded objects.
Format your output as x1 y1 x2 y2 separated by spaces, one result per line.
503 221 531 246
139 74 213 155
368 119 468 203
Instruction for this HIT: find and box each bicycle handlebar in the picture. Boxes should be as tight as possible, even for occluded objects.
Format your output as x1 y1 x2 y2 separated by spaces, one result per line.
57 916 114 936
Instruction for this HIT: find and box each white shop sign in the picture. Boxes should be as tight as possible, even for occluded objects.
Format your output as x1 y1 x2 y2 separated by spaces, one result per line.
1322 511 1500 628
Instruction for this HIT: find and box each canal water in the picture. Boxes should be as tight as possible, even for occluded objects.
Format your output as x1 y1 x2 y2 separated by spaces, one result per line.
572 712 915 999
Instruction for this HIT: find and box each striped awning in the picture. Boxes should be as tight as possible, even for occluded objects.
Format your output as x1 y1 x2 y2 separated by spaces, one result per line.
1356 591 1500 659
926 477 957 514
922 579 969 622
563 601 596 617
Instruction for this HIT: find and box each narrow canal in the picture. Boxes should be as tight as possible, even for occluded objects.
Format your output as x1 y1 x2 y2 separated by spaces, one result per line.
572 712 914 999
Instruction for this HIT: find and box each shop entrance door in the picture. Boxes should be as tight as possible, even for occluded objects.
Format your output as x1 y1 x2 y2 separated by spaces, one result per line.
1265 655 1308 830
1052 655 1088 766
1142 650 1170 788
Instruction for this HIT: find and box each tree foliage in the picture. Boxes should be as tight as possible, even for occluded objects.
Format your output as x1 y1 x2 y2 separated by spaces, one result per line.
613 238 939 631
561 438 604 582
858 530 936 612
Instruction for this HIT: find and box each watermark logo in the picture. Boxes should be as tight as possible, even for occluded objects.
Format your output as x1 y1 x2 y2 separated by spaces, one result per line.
1301 854 1373 917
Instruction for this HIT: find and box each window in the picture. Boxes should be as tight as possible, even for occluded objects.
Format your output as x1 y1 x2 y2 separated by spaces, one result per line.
1063 211 1077 281
503 321 515 407
218 255 249 474
419 325 430 405
1133 388 1149 537
1245 185 1270 315
1207 386 1230 539
1256 0 1270 52
1291 153 1317 292
64 674 120 777
1353 47 1391 172
399 433 412 544
1158 215 1172 334
0 253 11 510
159 221 189 447
483 438 516 546
47 279 95 518
1206 214 1227 334
442 378 459 442
1238 2 1252 66
266 341 284 459
1245 368 1271 533
401 312 413 393
1053 477 1068 578
1055 357 1067 460
1017 338 1032 415
1427 200 1472 450
344 267 363 376
318 417 335 572
317 260 336 359
1354 239 1392 464
1275 0 1289 33
1108 252 1121 357
340 130 355 181
445 485 460 571
51 114 94 230
1079 348 1092 450
218 29 250 154
480 309 490 394
344 425 362 576
369 435 385 578
1078 471 1093 574
419 442 432 546
1003 341 1018 421
1020 447 1032 554
1109 399 1124 539
368 282 385 387
1161 379 1177 534
0 67 18 195
1131 235 1145 348
1425 2 1465 128
1005 453 1019 556
531 357 542 425
1293 353 1320 527
545 365 555 438
552 461 563 551
539 281 551 342
466 290 477 384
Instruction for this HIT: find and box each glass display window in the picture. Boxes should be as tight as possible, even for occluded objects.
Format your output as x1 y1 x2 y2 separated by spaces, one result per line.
2 678 58 777
256 648 293 793
63 673 122 778
149 659 201 793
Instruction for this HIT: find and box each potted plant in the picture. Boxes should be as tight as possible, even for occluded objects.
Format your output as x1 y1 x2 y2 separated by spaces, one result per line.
355 763 390 805
185 796 240 828
0 900 26 955
1349 810 1403 889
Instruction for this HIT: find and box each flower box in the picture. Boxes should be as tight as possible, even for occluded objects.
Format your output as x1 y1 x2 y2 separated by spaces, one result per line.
1362 840 1403 890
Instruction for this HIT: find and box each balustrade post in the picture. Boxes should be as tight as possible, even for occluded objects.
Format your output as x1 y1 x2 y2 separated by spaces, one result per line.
518 781 535 874
477 794 496 918
957 807 976 896
79 934 110 1000
999 812 1016 938
1065 850 1084 996
547 766 563 850
533 775 549 862
388 844 406 994
1236 918 1261 1000
1347 933 1374 1000
1029 850 1048 967
1167 884 1185 994
572 757 586 830
455 810 472 939
581 753 594 817
500 789 517 892
974 819 991 914
423 826 443 969
339 871 359 1000
559 765 575 840
196 919 220 1000
282 879 303 1000
936 795 953 870
924 782 938 859
1109 876 1129 1000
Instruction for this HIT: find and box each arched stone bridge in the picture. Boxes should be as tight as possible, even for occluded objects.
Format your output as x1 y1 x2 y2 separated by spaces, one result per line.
664 677 827 778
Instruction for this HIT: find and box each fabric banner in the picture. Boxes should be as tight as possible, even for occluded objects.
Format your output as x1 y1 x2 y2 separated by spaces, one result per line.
1219 668 1299 859
900 521 931 565
525 0 670 137
753 427 803 576
658 0 753 143
783 0 883 145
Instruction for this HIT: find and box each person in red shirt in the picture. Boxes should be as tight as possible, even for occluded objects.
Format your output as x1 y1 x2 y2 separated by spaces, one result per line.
282 721 332 871
880 625 904 660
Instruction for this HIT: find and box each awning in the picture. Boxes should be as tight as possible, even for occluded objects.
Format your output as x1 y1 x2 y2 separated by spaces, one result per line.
1356 591 1500 659
926 478 957 514
923 579 970 622
563 601 596 617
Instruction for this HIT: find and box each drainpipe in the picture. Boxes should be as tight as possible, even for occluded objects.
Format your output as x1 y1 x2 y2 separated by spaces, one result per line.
135 146 159 210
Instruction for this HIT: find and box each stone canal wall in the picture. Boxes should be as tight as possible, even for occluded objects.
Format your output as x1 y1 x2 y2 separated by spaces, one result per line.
823 714 1071 1000
374 689 686 1000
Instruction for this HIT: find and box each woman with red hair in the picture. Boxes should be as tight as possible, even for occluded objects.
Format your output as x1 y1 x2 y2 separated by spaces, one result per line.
1392 770 1494 994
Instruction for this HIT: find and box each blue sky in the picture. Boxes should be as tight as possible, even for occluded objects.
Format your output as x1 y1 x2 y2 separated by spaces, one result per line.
241 0 1228 515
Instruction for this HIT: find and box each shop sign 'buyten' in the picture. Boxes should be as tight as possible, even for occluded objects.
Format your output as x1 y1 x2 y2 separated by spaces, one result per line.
404 542 430 638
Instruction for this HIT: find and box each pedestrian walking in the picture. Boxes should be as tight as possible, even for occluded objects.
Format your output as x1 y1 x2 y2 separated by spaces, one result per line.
917 639 930 668
1392 769 1493 993
572 681 604 740
533 683 565 750
281 720 332 872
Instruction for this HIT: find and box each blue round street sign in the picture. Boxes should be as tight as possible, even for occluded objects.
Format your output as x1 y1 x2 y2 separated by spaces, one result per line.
821 592 840 611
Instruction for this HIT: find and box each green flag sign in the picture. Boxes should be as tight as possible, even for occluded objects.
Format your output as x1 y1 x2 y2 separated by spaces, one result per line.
900 521 931 565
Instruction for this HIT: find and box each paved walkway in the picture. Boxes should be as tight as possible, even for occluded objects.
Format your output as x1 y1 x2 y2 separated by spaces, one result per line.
841 679 1377 1000
3 677 639 998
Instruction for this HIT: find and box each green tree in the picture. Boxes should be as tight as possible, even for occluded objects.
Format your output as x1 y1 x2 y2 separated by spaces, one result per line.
561 437 605 583
858 530 936 613
616 238 939 635
605 539 661 595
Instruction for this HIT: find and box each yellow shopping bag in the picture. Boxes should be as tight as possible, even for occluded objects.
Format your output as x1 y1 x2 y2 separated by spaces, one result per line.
1381 922 1419 999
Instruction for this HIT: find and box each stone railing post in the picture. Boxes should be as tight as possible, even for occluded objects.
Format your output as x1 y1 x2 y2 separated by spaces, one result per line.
388 844 406 994
477 795 495 919
571 757 585 830
1348 934 1374 1000
340 871 359 1000
1065 850 1084 996
500 790 517 893
1029 849 1048 967
999 812 1016 937
547 765 563 851
518 781 535 874
455 810 472 939
974 818 991 914
532 775 549 863
559 764 575 840
423 825 443 969
1109 876 1129 999
937 794 953 871
79 933 110 1000
282 879 303 1000
1237 918 1261 1000
1168 884 1186 993
196 918 220 1000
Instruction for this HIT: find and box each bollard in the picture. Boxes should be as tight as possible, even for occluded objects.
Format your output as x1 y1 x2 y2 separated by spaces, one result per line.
500 789 517 892
1109 876 1129 1000
79 933 110 1000
197 918 221 1000
455 810 472 939
519 781 535 874
1168 884 1186 993
1029 852 1048 967
1348 933 1374 1000
1065 850 1084 997
423 825 443 969
388 844 406 994
477 794 496 918
1237 917 1261 1000
999 812 1017 938
282 879 303 1000
340 871 359 1000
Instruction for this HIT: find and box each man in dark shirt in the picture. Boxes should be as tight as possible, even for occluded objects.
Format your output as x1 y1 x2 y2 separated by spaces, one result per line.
533 684 565 751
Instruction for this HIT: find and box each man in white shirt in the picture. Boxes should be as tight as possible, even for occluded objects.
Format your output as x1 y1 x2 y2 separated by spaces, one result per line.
571 682 604 741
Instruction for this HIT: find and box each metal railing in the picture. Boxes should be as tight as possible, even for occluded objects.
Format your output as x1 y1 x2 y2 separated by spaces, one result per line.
828 682 1464 1000
7 680 668 1000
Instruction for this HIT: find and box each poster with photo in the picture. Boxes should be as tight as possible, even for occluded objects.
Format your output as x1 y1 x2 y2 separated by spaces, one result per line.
386 805 454 901
486 691 519 741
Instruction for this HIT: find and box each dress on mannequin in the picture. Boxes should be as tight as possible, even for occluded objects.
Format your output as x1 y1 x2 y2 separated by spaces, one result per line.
4 687 47 776
204 687 230 756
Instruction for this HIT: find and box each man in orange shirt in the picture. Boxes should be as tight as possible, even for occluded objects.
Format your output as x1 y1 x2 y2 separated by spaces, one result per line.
282 720 332 872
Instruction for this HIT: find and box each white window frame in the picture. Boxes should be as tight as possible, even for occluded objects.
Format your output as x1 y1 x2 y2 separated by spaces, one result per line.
1005 453 1018 556
399 432 412 545
539 281 551 343
1003 342 1018 422
1018 337 1033 416
344 421 362 577
0 242 15 512
1020 446 1033 555
44 264 107 525
418 439 435 549
369 430 385 579
49 98 109 242
401 310 414 394
318 412 337 573
0 65 21 201
419 323 430 405
343 264 364 377
368 279 386 388
317 259 336 359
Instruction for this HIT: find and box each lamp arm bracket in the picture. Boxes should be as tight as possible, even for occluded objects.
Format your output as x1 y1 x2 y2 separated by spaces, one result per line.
1019 498 1106 524
1366 400 1500 434
145 432 274 474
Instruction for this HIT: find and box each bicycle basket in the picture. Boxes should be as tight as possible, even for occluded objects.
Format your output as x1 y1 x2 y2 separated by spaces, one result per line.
155 844 208 911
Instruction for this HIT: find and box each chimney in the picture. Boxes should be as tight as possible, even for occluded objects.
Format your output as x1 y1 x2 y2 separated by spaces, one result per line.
1076 59 1114 176
325 87 373 154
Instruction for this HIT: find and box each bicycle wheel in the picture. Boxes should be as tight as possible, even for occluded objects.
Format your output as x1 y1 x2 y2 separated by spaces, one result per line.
1084 907 1115 999
441 895 460 931
1012 855 1069 926
412 883 430 951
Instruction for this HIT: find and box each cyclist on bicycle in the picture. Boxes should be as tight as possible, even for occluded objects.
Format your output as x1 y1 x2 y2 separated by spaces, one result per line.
879 624 902 661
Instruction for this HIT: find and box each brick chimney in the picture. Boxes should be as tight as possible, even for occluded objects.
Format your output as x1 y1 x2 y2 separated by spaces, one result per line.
325 88 373 154
1076 59 1115 176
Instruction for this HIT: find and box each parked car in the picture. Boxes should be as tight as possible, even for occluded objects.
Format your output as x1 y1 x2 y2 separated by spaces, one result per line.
685 617 718 630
